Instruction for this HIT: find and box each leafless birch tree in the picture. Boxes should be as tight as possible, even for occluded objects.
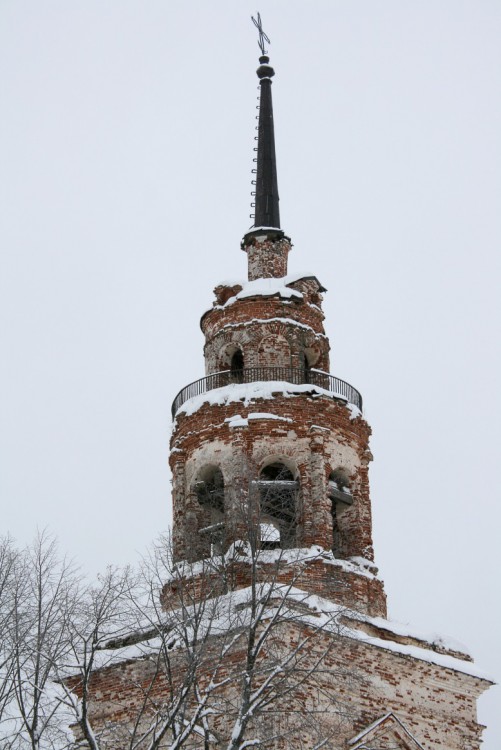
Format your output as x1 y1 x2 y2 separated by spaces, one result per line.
1 521 360 749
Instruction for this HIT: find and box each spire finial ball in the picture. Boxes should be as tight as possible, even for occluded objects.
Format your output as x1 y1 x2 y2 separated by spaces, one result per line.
257 58 275 79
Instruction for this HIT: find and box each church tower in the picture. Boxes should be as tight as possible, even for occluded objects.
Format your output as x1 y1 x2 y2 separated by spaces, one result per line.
165 25 491 749
169 42 386 619
74 21 492 750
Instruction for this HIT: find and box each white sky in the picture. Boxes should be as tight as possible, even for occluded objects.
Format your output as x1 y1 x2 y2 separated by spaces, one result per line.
1 1 499 746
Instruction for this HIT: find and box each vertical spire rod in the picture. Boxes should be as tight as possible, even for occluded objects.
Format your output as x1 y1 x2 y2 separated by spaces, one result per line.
251 15 280 230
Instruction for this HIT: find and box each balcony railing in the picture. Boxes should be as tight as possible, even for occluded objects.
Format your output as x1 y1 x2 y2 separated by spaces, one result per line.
171 367 362 418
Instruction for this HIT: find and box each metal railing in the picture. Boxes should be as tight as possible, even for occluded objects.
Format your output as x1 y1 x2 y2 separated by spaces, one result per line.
171 367 362 418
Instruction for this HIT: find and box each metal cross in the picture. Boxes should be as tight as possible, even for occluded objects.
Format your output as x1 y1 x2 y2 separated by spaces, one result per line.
251 12 270 56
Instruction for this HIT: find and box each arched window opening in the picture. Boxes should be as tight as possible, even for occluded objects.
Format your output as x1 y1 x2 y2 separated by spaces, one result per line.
256 463 298 549
230 349 244 383
195 468 225 556
303 354 311 384
328 469 353 557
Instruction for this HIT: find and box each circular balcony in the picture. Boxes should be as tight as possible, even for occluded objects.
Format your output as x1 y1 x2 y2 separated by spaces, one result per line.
171 367 362 418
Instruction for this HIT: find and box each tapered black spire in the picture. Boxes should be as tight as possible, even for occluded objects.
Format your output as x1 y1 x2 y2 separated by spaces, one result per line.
253 53 280 229
242 16 289 278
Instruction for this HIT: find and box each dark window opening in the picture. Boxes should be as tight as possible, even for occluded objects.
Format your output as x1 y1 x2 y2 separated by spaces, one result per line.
230 349 244 383
331 501 342 556
328 470 353 506
195 468 224 512
328 469 352 558
257 463 298 549
199 522 225 557
196 468 225 556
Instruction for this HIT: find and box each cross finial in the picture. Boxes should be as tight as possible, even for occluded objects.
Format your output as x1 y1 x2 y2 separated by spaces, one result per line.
251 12 270 56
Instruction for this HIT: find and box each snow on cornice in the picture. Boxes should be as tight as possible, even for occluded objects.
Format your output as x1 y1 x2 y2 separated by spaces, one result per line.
225 412 293 428
343 622 492 681
175 381 360 419
210 272 325 311
171 546 380 582
354 612 473 658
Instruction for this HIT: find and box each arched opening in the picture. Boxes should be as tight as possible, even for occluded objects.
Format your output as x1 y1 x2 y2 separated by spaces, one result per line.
328 469 353 557
257 462 298 549
195 467 225 556
230 349 244 383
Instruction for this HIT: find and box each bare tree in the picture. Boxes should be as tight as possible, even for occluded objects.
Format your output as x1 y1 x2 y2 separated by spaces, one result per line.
63 523 359 750
55 565 142 750
0 531 79 750
0 536 19 733
1 513 361 749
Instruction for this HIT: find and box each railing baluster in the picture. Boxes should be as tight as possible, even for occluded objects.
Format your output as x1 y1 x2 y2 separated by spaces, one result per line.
171 367 362 418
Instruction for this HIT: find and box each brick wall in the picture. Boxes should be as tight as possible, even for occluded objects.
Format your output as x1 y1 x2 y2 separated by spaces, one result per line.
70 617 489 750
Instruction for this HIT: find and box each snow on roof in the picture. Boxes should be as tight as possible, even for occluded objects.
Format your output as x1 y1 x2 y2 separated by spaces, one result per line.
355 612 472 658
211 272 325 310
175 381 358 419
217 278 302 308
89 579 493 682
346 621 492 681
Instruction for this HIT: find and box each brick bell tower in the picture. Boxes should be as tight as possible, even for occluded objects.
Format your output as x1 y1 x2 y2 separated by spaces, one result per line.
169 43 386 619
64 18 492 750
166 24 491 750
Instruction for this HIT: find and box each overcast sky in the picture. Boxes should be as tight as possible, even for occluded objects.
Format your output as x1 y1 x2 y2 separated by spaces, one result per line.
0 2 499 746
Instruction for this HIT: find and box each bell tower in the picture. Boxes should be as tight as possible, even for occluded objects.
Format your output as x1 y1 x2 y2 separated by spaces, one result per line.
77 19 491 750
169 32 386 619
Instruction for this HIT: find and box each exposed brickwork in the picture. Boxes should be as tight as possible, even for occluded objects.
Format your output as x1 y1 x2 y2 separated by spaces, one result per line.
170 394 374 564
69 618 490 750
74 232 492 747
242 235 292 280
67 40 491 747
201 279 329 375
160 556 387 618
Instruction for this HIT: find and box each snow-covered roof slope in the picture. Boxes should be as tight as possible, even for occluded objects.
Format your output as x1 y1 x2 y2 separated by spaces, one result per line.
87 577 493 682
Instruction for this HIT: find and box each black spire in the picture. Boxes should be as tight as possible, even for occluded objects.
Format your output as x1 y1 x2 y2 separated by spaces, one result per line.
250 15 280 231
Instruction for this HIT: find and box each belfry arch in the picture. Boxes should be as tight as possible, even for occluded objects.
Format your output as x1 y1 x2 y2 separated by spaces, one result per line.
255 461 299 549
194 465 225 557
